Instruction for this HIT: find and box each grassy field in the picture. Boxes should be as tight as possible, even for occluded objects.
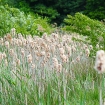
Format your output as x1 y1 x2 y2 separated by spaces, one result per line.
0 29 104 105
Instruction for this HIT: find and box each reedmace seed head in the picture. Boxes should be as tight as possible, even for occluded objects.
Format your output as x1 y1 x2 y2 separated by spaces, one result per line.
16 58 20 66
52 57 59 69
5 41 9 48
59 47 65 55
27 54 32 63
94 50 105 73
21 48 25 57
85 48 90 57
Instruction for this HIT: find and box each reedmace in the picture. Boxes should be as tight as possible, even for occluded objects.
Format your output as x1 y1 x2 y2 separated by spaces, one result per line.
94 50 105 73
94 50 105 105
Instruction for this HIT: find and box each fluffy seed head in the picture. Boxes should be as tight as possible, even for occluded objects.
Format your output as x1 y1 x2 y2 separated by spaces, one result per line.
5 41 9 48
85 48 90 57
16 58 20 66
27 54 32 63
94 50 105 73
59 47 65 55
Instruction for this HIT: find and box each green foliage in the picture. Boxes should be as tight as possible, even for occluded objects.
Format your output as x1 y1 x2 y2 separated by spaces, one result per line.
33 4 59 22
18 1 31 13
6 0 85 25
1 0 105 25
0 0 15 5
84 0 105 20
0 57 100 105
33 0 85 25
0 5 53 37
0 0 31 13
63 13 105 56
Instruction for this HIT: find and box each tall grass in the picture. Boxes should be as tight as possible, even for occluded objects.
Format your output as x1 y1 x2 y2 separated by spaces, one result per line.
0 29 104 105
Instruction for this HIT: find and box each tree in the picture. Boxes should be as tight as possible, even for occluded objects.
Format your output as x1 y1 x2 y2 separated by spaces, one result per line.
84 0 105 20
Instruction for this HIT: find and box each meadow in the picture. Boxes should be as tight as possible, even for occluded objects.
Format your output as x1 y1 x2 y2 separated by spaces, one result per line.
0 28 104 105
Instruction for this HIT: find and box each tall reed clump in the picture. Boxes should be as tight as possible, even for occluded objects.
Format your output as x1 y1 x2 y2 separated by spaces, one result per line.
0 28 101 105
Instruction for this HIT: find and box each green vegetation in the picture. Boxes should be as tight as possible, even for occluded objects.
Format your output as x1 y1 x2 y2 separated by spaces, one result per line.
84 0 105 20
0 60 101 105
1 0 105 105
0 5 53 37
63 13 105 56
1 0 105 25
0 31 103 105
33 4 59 22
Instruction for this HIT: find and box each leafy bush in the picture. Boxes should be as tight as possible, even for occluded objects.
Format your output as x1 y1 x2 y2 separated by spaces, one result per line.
63 13 105 56
0 5 54 37
84 10 105 20
84 0 105 20
33 4 59 22
0 0 31 13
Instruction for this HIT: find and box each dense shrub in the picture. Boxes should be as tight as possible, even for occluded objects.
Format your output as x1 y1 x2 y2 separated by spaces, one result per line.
0 0 31 13
0 5 54 37
63 13 105 56
32 4 59 22
84 0 105 20
1 0 105 25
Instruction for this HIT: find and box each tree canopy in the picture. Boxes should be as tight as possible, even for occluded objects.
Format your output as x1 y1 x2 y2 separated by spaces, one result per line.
1 0 105 25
